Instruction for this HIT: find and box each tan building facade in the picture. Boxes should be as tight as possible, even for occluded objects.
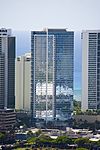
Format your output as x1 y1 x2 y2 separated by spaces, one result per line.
15 53 31 112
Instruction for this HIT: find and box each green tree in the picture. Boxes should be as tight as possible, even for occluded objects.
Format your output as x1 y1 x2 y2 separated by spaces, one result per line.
36 134 52 144
75 137 89 147
27 130 34 137
0 132 5 143
35 129 42 137
73 100 82 115
55 136 73 144
27 136 36 144
76 148 88 150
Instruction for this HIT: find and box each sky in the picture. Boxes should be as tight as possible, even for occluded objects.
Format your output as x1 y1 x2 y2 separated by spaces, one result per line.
0 0 100 31
0 0 100 93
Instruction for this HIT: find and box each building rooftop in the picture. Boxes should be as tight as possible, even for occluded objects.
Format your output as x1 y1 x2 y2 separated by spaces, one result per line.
0 28 11 36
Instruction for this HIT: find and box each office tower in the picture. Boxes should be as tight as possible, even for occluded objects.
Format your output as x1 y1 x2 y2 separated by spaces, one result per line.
15 53 31 111
82 30 100 111
0 28 15 109
31 28 74 121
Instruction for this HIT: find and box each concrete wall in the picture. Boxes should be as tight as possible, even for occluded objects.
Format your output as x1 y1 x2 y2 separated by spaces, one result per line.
74 115 100 123
82 31 89 111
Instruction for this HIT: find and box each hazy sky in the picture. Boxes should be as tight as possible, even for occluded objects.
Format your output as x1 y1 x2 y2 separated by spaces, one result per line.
0 0 99 91
0 0 100 31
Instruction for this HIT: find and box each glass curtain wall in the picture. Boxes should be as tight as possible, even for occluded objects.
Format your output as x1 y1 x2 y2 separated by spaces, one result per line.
34 35 54 120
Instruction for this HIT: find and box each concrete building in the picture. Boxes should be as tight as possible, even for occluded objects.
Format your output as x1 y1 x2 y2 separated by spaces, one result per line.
0 109 16 131
74 114 100 124
82 30 100 111
0 28 15 109
31 28 74 121
15 53 31 111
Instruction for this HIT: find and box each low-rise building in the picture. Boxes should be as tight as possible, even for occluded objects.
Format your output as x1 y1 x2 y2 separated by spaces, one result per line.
0 109 16 131
74 114 100 123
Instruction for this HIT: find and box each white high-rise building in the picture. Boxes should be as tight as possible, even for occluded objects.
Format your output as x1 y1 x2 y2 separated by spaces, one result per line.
82 30 100 111
15 52 31 111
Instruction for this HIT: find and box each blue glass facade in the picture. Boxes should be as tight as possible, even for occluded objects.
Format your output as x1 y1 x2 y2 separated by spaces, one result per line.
31 29 74 120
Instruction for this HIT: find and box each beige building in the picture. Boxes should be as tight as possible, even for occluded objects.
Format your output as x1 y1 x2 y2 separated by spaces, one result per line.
15 53 31 112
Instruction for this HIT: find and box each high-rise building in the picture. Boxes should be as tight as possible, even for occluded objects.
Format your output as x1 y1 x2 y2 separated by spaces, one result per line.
15 53 31 111
31 28 74 121
0 28 15 109
82 30 100 111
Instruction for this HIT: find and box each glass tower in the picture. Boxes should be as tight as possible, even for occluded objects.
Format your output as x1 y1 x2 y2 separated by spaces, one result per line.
31 29 74 121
